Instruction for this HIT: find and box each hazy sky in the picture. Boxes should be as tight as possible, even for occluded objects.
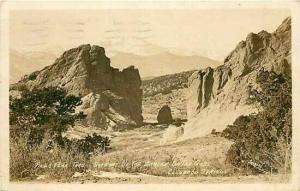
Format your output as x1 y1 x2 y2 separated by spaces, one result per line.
10 9 290 61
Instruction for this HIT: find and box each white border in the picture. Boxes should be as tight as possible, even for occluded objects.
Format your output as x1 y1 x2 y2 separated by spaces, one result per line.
1 1 299 191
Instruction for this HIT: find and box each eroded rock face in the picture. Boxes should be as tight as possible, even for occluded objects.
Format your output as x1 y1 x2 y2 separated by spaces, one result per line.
187 65 232 119
184 17 291 138
13 44 143 130
77 91 137 130
157 105 173 124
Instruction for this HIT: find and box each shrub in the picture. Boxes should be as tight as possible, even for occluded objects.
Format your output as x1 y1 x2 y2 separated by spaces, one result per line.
60 133 111 155
211 128 221 136
222 70 292 174
77 133 110 154
28 72 38 81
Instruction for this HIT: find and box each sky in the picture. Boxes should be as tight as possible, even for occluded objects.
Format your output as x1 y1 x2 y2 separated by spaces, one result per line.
10 9 290 61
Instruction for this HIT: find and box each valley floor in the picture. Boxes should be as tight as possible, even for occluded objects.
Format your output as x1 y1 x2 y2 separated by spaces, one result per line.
13 125 291 184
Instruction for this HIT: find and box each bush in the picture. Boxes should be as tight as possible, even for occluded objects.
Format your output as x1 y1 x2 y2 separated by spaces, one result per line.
222 70 292 174
74 133 110 154
28 72 38 81
211 128 221 136
58 133 111 155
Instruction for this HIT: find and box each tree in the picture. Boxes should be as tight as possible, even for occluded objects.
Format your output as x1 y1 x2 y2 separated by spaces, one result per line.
222 70 292 174
10 87 85 145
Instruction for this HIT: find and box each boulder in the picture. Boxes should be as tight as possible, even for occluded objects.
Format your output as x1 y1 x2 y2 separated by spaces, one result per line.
157 105 173 124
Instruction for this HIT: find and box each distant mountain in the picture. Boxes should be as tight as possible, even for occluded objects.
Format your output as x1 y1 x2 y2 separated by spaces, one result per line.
110 51 221 78
10 47 220 84
10 50 57 83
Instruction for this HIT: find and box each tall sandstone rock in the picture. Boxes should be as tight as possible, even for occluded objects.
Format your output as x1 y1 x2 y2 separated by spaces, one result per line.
184 17 291 138
11 44 143 130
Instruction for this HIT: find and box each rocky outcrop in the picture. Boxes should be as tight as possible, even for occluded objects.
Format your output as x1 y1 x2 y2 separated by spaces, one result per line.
187 65 232 119
157 105 173 124
76 91 138 130
184 17 291 138
12 44 143 130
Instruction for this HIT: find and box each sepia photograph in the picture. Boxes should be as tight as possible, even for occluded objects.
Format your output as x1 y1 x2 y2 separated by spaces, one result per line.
1 1 300 190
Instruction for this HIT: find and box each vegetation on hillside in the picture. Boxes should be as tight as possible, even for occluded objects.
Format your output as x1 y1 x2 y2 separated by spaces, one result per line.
142 70 195 97
222 70 292 174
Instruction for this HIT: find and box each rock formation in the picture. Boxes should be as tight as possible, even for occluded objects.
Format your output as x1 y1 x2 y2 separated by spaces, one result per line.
160 125 184 144
184 17 291 138
11 44 143 130
157 105 173 124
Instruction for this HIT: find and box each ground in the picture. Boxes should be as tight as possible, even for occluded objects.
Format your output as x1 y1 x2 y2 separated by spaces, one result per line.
25 124 290 184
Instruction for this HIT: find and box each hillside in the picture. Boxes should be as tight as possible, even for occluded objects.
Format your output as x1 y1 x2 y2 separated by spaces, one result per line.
142 70 195 123
142 70 196 97
183 17 291 139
